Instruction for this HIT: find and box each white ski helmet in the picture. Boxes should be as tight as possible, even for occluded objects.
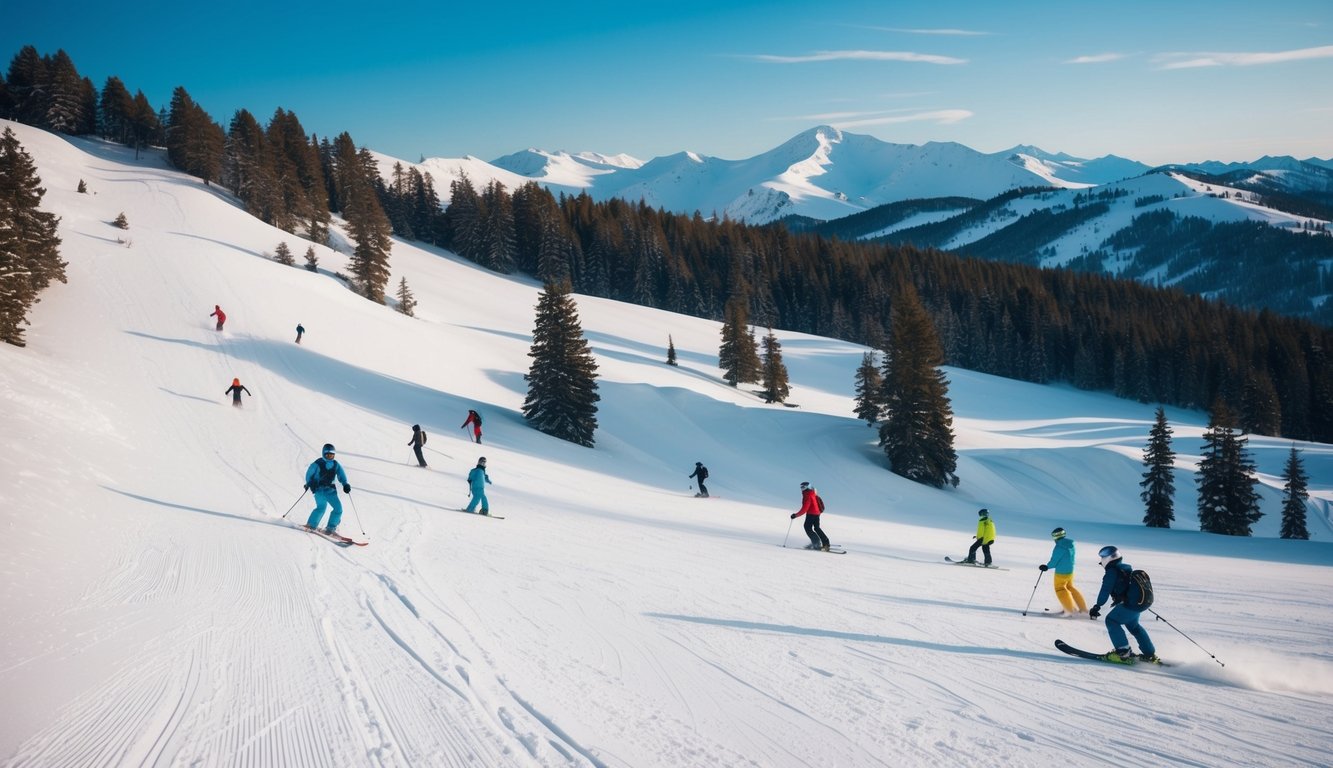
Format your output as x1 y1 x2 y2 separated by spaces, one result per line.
1098 545 1122 566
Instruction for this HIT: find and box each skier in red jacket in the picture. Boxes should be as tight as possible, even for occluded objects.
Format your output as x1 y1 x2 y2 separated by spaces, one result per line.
210 304 227 331
461 409 483 444
790 481 829 551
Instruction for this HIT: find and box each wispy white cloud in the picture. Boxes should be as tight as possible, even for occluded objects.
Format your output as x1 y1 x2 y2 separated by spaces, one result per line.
827 109 974 129
1156 44 1333 69
747 50 967 65
1066 53 1128 64
863 26 991 36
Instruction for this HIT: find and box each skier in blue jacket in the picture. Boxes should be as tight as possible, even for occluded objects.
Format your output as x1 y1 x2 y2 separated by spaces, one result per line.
304 443 351 534
1038 527 1087 616
464 456 492 515
1089 546 1158 664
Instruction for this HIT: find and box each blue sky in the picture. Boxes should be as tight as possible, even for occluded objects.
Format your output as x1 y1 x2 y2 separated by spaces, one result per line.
6 0 1332 165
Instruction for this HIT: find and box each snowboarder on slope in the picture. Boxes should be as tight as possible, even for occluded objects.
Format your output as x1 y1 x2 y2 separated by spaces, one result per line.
790 481 829 551
210 304 227 331
1089 546 1159 664
224 377 251 407
465 456 492 515
689 461 710 497
304 443 351 535
1038 527 1087 616
295 323 305 344
461 409 483 444
962 508 996 565
408 424 428 467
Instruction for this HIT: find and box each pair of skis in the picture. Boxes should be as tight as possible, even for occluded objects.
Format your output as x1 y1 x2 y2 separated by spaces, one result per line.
1055 640 1169 667
944 556 1008 570
295 523 368 547
779 544 847 554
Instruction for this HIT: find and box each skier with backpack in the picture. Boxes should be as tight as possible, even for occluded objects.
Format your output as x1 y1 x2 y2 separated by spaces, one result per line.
688 461 710 497
1038 527 1087 616
461 409 483 444
790 481 829 550
1089 546 1159 664
408 424 428 467
303 443 352 535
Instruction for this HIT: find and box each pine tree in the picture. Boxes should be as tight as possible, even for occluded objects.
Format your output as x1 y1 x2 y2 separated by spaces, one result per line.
337 142 393 303
1196 400 1263 536
666 335 678 366
303 245 318 272
1140 406 1176 528
1240 373 1281 436
760 328 790 403
853 351 883 426
113 212 128 229
522 280 600 446
273 241 294 266
878 286 958 488
0 127 65 346
395 276 416 317
718 293 760 386
1279 445 1310 540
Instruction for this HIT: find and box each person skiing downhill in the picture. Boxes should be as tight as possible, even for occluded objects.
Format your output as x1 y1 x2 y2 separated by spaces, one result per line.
464 456 492 515
461 409 483 444
295 323 305 344
408 424 428 467
304 443 351 535
963 508 996 565
1089 546 1159 664
688 461 710 497
224 377 251 407
790 481 829 550
1039 527 1087 616
210 304 226 331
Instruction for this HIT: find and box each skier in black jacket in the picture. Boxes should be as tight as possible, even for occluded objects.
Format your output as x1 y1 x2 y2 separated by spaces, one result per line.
688 462 710 497
408 424 428 467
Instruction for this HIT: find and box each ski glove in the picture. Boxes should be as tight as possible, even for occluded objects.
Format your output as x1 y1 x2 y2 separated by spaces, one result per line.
790 513 798 519
303 483 309 491
343 484 351 494
1038 564 1048 572
1089 605 1102 618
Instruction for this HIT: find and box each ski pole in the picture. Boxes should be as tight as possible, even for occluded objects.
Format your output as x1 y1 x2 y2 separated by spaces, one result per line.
1148 609 1225 667
281 488 308 520
782 516 795 547
347 489 367 536
1022 569 1045 615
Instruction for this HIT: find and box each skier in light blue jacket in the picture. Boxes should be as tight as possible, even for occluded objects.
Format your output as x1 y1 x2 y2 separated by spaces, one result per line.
1038 527 1087 615
304 443 351 534
464 457 492 515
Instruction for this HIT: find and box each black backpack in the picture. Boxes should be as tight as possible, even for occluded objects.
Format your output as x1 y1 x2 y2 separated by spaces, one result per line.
1122 569 1154 609
698 465 709 480
816 494 826 513
314 459 340 488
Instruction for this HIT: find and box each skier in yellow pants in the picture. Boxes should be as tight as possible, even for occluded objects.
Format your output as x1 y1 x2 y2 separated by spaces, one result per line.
1038 527 1087 616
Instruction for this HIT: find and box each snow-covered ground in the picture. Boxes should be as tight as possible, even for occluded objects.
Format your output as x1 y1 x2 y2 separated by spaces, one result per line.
2 120 1332 767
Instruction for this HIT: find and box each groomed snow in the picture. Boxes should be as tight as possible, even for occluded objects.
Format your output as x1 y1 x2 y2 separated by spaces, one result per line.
2 120 1332 767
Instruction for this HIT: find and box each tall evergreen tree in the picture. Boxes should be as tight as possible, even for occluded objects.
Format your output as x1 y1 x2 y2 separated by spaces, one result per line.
6 46 49 126
760 328 791 403
272 241 294 265
332 138 393 302
43 50 87 134
853 351 883 426
666 335 678 366
98 76 134 144
0 127 65 346
443 173 481 261
1279 445 1310 540
522 280 600 446
478 179 517 273
878 286 958 488
1240 372 1281 436
1196 400 1263 536
1140 406 1176 528
718 292 760 386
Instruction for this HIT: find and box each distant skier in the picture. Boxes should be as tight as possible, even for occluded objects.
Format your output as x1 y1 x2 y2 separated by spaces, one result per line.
962 508 995 566
461 409 483 444
295 323 305 344
210 304 226 331
1038 527 1087 616
464 456 492 515
1089 546 1159 664
304 443 351 535
224 377 251 407
790 481 829 551
688 461 710 497
408 424 428 467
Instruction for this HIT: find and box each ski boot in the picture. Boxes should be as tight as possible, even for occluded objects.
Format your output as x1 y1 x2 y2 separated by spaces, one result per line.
1101 648 1136 665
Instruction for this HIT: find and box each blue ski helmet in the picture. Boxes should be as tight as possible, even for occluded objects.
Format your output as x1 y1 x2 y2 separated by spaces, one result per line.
322 443 336 456
1098 545 1122 567
978 508 989 518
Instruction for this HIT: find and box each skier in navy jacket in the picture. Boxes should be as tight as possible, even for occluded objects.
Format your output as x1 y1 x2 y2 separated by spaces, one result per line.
1089 546 1158 664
